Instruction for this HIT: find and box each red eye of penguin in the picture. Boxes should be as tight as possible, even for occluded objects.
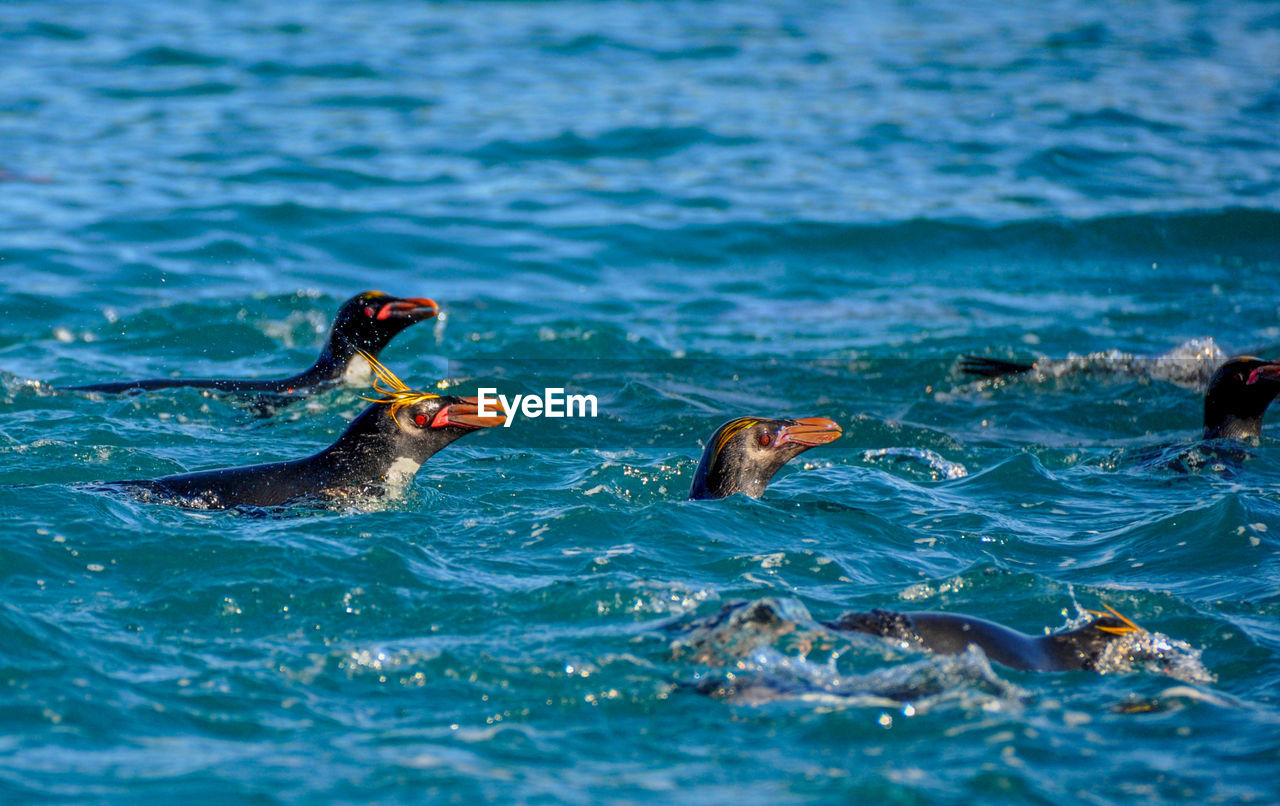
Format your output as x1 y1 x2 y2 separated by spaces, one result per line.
414 413 427 426
364 306 375 318
759 432 772 446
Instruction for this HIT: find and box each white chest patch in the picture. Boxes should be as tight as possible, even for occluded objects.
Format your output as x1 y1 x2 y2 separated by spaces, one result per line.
342 353 373 385
384 457 422 491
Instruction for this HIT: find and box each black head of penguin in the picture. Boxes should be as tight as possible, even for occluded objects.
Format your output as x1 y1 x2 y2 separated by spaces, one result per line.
317 291 440 371
1202 356 1280 441
689 416 842 500
323 390 507 481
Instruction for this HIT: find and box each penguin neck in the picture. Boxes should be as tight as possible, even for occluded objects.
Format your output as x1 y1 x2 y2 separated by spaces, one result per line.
292 336 376 389
689 446 780 500
1202 374 1275 441
1203 413 1263 441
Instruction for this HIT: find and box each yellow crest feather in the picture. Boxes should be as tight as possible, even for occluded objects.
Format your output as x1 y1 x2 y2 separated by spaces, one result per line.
711 418 760 465
357 351 439 424
1085 603 1142 635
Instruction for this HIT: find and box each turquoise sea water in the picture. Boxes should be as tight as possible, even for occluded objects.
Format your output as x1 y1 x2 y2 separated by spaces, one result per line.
3 1 1280 802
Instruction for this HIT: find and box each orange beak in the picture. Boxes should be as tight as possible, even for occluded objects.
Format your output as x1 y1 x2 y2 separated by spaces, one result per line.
776 417 842 447
1247 363 1280 385
377 297 439 321
430 397 507 429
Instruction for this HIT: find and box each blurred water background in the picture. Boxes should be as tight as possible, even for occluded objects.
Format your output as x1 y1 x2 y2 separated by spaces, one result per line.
2 1 1280 802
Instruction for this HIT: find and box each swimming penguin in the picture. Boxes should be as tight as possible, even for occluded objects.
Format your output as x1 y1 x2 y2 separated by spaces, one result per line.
688 416 842 500
964 353 1280 443
68 291 439 396
101 355 503 509
959 337 1227 391
824 604 1141 672
1202 357 1280 440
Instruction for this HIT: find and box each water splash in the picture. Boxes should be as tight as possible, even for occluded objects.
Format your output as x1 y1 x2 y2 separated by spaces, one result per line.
955 337 1228 393
863 447 969 480
675 599 1022 710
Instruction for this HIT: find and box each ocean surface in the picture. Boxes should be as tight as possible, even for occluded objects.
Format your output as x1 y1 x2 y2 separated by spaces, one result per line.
3 0 1280 802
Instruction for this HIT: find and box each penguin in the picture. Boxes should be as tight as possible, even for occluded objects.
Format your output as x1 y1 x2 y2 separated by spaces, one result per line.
100 354 503 509
825 604 1142 673
958 337 1227 391
69 291 438 396
688 416 842 500
1201 357 1280 440
962 351 1280 442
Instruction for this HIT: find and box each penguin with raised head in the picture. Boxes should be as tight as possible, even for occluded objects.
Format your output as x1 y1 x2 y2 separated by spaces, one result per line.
69 291 439 396
688 416 842 500
1201 357 1280 441
100 355 503 509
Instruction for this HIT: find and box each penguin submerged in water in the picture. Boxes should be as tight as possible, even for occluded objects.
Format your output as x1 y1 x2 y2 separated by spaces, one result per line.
963 354 1280 443
825 603 1142 673
68 291 439 396
688 416 842 500
679 599 1152 686
958 337 1228 391
100 355 503 509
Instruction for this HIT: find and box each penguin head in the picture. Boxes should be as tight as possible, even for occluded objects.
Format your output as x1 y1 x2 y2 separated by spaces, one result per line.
1203 356 1280 441
1058 605 1142 672
376 393 507 461
326 291 439 360
689 416 842 500
349 353 505 466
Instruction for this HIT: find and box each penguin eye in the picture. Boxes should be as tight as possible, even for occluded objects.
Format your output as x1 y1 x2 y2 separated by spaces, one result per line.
364 306 375 318
758 432 772 447
414 413 427 427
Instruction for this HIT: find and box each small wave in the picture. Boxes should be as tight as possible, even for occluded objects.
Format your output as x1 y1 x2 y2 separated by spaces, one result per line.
539 33 739 61
313 93 436 110
98 81 237 99
1017 145 1172 198
467 126 752 163
1043 22 1110 49
15 21 86 41
1113 685 1243 714
247 60 381 80
573 456 689 505
693 647 1019 712
223 164 408 190
119 45 226 68
1057 108 1182 134
863 447 968 480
